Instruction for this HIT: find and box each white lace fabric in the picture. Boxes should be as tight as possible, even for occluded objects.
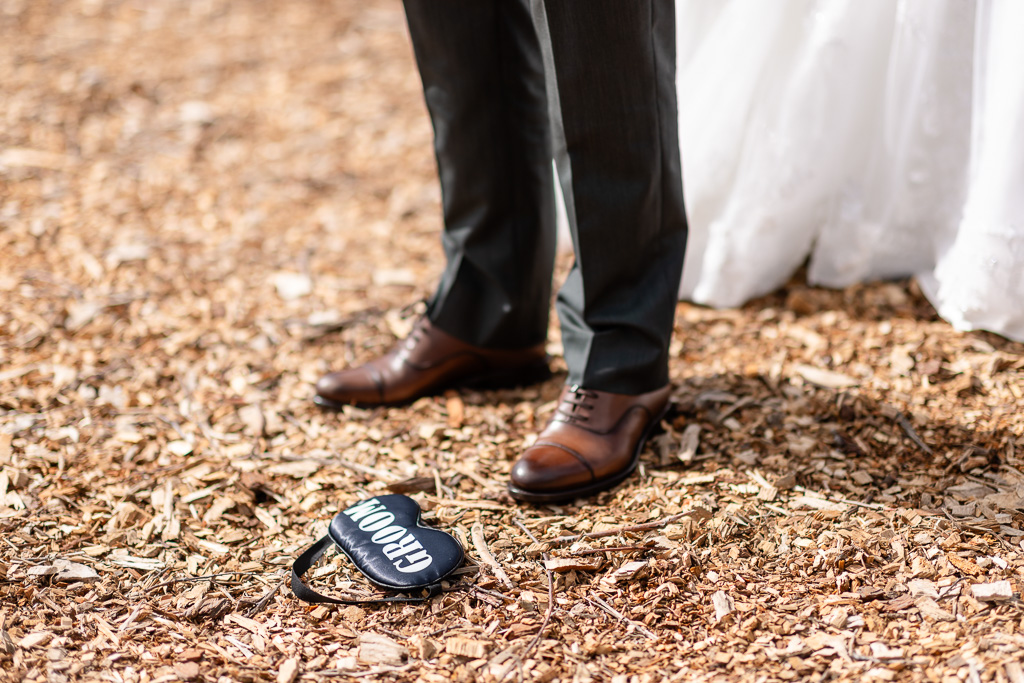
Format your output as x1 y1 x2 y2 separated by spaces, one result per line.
672 0 1024 342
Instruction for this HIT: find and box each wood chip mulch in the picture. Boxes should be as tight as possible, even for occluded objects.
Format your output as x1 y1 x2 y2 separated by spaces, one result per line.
2 2 1023 682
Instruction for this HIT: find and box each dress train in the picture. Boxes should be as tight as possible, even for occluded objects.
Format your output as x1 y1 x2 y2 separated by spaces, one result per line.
673 0 1024 342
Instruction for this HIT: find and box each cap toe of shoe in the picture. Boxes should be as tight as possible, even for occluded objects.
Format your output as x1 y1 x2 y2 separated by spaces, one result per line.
510 442 593 493
315 368 384 404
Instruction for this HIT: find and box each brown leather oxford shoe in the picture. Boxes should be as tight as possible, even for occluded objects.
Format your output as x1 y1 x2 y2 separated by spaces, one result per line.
508 384 671 503
314 318 550 408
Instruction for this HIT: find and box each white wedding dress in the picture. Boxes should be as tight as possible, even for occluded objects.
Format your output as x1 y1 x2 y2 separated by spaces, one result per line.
673 0 1024 342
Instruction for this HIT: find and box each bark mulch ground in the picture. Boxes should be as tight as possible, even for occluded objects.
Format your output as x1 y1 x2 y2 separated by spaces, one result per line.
3 2 1023 682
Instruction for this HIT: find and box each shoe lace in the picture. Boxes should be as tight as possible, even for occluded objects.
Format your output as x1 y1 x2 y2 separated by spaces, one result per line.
558 384 598 424
402 319 427 350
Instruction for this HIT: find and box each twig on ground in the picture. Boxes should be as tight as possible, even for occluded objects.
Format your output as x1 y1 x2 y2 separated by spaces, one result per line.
246 572 287 616
548 513 686 545
882 405 934 455
834 497 886 510
147 571 268 592
471 523 515 589
316 665 414 678
424 623 462 638
336 458 399 481
569 545 648 556
586 595 658 641
472 586 516 603
484 643 524 681
506 519 557 683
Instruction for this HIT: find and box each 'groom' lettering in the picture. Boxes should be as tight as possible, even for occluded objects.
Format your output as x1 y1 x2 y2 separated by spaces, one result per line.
343 498 383 522
339 497 436 574
382 533 423 560
370 526 407 544
358 511 396 532
394 549 432 574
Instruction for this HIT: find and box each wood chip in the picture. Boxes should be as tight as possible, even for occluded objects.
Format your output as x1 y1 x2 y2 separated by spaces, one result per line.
788 496 848 512
946 553 985 576
19 631 53 649
914 597 956 622
411 635 440 660
357 633 408 666
445 391 464 429
267 460 321 479
444 637 491 659
0 630 15 656
773 472 798 491
51 559 99 583
794 364 860 388
869 642 903 660
600 560 648 586
524 542 553 558
681 503 713 521
227 613 268 638
907 579 939 598
826 608 849 629
678 424 701 463
711 591 734 621
272 271 312 300
174 662 200 681
948 503 976 517
167 440 194 457
970 581 1014 601
0 147 70 169
544 558 603 573
27 564 59 578
747 470 778 501
277 658 300 683
0 433 12 465
882 595 916 612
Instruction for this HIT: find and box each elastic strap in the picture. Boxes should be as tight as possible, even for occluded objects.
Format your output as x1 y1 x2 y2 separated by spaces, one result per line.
290 535 440 605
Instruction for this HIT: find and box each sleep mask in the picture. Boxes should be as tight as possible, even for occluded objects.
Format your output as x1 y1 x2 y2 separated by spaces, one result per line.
291 494 465 605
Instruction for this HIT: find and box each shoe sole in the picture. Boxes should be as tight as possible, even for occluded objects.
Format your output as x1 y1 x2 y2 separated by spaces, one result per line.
506 402 671 505
313 359 552 411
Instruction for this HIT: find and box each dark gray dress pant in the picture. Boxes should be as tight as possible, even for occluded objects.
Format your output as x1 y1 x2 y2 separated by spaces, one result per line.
403 0 688 395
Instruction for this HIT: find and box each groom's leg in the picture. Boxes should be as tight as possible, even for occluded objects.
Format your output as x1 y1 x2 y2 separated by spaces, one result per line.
507 0 687 502
403 0 556 350
538 0 688 394
315 1 556 408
